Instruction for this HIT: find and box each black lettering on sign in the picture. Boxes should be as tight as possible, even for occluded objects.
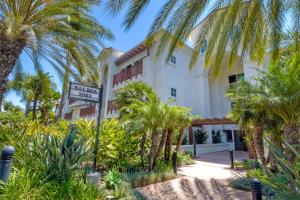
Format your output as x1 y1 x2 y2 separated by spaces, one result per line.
79 92 92 98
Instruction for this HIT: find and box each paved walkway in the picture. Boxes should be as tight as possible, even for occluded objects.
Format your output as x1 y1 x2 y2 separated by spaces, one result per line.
137 151 251 200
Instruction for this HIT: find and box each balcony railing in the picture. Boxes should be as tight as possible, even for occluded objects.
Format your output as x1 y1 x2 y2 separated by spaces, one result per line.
64 112 72 120
107 100 118 114
80 106 96 117
113 60 143 86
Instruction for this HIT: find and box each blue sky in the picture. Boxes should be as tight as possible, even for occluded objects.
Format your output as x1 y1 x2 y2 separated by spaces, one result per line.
6 1 168 108
5 1 292 108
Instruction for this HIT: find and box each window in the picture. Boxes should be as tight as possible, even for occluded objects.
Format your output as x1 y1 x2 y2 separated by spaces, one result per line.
170 55 176 64
171 88 177 97
223 130 233 142
228 73 244 86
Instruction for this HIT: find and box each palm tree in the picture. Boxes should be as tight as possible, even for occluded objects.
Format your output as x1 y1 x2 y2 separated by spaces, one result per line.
258 55 300 163
126 97 167 171
6 73 32 115
227 81 267 165
0 0 113 111
174 106 193 151
105 0 299 74
163 106 181 161
116 82 157 168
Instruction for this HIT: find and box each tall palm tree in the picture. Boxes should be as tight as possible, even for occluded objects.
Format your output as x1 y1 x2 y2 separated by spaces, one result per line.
258 55 300 163
227 81 267 165
0 0 113 111
105 0 299 74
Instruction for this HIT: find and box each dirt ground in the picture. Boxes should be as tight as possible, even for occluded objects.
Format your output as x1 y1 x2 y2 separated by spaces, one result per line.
136 151 252 200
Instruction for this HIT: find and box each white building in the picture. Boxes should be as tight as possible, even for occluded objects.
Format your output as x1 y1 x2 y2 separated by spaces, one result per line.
63 21 265 155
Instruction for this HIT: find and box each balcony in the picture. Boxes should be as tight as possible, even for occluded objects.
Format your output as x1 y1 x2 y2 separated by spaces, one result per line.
107 100 118 114
80 106 96 118
113 60 143 87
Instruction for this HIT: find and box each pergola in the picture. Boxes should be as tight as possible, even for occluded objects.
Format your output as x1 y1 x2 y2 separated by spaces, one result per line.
188 118 237 144
192 117 236 127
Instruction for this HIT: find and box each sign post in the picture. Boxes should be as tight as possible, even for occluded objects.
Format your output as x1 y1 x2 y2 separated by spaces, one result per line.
68 82 103 171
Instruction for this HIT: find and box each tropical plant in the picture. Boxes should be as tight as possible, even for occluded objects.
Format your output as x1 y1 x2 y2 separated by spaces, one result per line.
174 107 193 151
194 128 208 144
7 72 60 120
27 127 90 182
227 80 267 165
127 97 168 171
104 169 122 190
254 140 300 199
116 82 157 169
0 0 114 110
0 168 103 200
258 55 300 162
75 118 140 170
212 130 222 144
25 119 69 137
104 0 299 75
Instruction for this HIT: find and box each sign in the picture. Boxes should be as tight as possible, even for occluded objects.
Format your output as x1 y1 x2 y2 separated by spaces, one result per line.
68 82 101 102
68 82 104 171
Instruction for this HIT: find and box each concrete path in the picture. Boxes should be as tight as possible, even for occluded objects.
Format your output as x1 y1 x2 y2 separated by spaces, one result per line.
137 151 251 200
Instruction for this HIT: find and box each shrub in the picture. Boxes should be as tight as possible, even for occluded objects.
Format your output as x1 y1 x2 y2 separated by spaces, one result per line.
194 128 208 144
177 151 195 166
123 171 176 188
181 134 188 145
233 159 261 170
76 119 140 171
26 119 69 137
0 168 103 200
104 169 122 190
212 130 222 144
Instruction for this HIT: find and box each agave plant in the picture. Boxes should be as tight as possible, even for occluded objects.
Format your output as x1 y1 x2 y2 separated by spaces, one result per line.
104 169 122 190
29 127 90 182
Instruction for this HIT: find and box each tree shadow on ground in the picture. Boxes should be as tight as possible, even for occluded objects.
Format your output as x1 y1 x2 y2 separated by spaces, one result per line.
136 176 251 200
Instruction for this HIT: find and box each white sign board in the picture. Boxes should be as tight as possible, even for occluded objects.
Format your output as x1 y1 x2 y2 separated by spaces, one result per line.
69 82 101 102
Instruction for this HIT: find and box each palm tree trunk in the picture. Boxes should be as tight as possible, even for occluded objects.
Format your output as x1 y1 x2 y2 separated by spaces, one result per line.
140 132 147 169
284 122 299 163
0 36 25 112
268 132 282 171
153 129 168 168
175 128 185 151
248 139 257 159
32 84 42 120
56 63 70 121
166 129 174 161
56 83 67 120
253 124 266 165
25 100 31 117
148 130 160 171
